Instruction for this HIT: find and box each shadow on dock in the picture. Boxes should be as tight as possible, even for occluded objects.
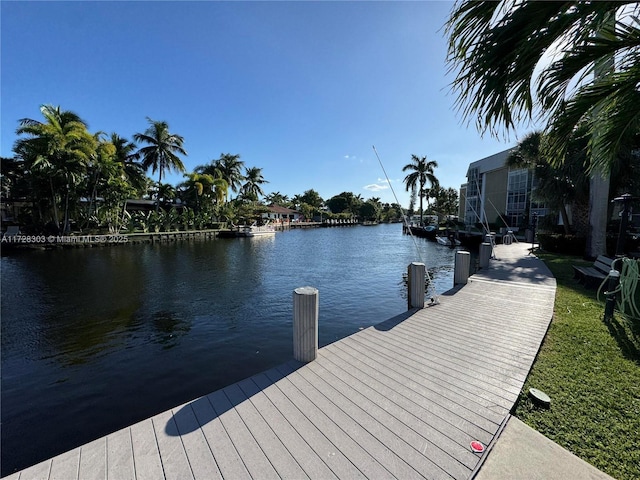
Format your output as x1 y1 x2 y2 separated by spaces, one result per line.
373 310 415 332
165 361 304 436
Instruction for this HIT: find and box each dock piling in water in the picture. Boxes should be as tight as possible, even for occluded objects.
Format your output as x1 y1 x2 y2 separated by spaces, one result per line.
293 286 318 362
407 262 426 309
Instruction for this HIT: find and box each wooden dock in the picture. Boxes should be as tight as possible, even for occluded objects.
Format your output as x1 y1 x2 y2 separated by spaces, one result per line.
4 243 556 480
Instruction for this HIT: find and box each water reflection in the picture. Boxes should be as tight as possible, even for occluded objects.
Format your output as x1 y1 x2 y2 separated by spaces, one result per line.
150 311 191 349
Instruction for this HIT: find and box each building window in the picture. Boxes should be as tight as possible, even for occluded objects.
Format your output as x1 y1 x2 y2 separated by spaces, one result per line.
464 168 482 225
506 169 529 227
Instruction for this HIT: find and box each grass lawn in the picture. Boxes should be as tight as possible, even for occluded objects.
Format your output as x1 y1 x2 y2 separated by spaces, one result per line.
515 253 640 480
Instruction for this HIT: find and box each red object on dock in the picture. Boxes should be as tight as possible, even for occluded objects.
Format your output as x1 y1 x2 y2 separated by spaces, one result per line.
470 441 485 453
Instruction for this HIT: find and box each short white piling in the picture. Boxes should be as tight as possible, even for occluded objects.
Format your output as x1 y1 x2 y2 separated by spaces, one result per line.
407 262 426 309
479 242 492 269
454 251 470 286
293 286 318 362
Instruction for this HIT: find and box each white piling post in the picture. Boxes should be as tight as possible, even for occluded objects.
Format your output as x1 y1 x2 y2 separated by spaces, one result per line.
479 242 492 269
454 251 470 286
293 286 318 362
407 262 426 309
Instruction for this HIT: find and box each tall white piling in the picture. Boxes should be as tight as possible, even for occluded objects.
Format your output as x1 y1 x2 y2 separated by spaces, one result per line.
293 286 318 362
454 251 470 286
407 262 426 309
479 242 492 269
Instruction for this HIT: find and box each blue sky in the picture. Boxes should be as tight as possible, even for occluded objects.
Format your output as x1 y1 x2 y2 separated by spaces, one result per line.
1 1 521 207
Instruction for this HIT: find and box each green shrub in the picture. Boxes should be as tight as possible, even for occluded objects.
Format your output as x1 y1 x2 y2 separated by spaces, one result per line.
538 233 586 255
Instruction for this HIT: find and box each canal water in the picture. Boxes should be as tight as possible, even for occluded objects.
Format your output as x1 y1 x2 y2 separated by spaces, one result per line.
1 223 459 475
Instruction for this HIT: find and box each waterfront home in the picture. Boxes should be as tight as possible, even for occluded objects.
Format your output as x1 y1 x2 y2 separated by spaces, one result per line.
262 204 303 223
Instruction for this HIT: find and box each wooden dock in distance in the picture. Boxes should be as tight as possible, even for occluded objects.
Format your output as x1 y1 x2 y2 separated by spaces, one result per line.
3 243 556 480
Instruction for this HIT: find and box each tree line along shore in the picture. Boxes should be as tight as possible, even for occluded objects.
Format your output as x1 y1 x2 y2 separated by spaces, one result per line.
1 106 459 237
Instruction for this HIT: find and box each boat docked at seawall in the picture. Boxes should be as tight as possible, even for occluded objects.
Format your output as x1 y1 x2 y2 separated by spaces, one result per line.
435 235 461 246
242 223 276 237
407 224 438 239
218 222 276 238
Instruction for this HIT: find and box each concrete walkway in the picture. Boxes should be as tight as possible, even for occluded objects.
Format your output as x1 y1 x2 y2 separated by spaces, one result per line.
475 415 615 480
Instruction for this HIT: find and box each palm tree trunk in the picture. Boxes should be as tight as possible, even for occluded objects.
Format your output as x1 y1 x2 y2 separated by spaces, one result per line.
587 11 614 258
560 202 571 235
587 172 610 257
419 181 424 225
63 186 71 234
49 176 60 232
155 166 164 212
83 170 100 229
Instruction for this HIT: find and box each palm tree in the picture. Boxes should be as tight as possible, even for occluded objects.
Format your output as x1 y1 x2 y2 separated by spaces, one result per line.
240 166 268 201
14 104 96 233
264 191 290 206
445 1 640 256
199 153 245 194
432 186 459 219
110 133 146 194
402 155 438 226
134 118 187 210
182 173 213 211
156 182 177 208
507 131 585 235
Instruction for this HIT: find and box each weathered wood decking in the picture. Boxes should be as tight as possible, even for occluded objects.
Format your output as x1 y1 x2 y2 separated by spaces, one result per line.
4 243 556 480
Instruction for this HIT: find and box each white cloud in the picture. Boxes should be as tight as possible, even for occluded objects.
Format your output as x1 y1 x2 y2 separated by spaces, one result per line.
377 177 400 184
363 183 390 192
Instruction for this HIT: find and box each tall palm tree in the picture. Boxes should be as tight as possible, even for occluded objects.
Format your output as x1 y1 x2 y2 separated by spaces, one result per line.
14 104 96 233
402 155 438 226
134 118 187 210
446 1 640 256
240 166 268 201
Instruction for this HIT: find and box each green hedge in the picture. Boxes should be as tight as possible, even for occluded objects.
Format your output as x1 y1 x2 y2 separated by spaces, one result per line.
538 233 586 255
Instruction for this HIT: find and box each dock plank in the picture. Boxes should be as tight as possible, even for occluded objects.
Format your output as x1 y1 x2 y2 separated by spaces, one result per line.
223 383 309 479
326 340 502 434
344 334 518 414
279 363 428 480
236 377 338 480
106 426 135 480
49 448 80 480
263 367 393 479
190 394 250 480
301 361 469 479
78 437 107 480
170 403 222 480
347 332 514 412
306 357 480 467
153 409 194 480
130 419 164 480
208 389 280 480
8 459 50 480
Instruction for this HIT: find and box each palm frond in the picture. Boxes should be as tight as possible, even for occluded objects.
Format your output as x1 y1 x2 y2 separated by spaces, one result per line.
446 1 633 137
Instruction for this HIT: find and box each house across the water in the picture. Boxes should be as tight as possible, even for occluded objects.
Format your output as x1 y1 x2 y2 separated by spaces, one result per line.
262 204 304 223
